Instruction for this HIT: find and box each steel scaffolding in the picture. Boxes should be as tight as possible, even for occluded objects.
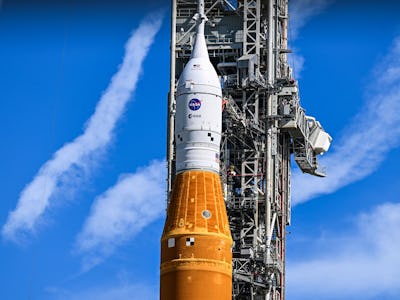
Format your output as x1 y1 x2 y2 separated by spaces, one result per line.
167 1 330 299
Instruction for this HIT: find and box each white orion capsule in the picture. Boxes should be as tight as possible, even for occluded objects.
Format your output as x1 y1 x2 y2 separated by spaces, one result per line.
175 11 222 173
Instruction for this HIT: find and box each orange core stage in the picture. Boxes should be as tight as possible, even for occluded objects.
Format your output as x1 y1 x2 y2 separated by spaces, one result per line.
160 170 232 299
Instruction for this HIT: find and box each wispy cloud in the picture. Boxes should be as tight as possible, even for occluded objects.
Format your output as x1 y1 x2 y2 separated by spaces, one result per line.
292 37 400 205
289 0 333 77
75 160 166 271
289 0 333 39
287 202 400 299
2 12 164 242
288 52 304 79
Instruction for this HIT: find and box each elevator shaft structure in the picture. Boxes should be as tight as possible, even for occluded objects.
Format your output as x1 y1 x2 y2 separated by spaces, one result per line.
167 1 331 299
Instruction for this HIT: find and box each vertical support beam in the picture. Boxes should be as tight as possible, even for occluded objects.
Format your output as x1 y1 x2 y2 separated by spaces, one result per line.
267 0 274 84
167 0 177 195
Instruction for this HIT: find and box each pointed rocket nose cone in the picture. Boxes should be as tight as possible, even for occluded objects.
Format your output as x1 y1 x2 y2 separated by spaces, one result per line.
191 0 208 59
191 31 208 59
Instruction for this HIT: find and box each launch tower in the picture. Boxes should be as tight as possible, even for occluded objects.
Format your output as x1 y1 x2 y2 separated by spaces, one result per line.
167 1 331 299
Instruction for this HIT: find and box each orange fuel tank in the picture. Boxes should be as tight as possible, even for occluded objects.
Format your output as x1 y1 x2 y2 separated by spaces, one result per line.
160 170 232 299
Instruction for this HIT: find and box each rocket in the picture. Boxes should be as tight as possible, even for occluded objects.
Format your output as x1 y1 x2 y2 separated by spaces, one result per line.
160 0 232 299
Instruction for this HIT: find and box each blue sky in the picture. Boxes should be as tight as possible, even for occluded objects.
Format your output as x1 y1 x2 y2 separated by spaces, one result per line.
1 0 400 299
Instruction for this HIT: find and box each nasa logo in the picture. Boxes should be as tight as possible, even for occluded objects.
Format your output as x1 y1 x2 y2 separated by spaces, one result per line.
192 64 201 70
188 98 201 111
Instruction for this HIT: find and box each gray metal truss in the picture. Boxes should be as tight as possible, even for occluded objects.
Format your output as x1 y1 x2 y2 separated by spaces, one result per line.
168 1 328 299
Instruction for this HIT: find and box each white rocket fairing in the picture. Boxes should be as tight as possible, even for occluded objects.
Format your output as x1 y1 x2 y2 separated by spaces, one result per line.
174 1 222 173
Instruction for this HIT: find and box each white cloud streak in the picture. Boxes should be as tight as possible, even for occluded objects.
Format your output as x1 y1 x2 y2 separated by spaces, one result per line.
292 37 400 205
289 0 333 39
287 202 400 299
2 12 164 242
288 0 333 77
75 159 166 271
288 52 304 79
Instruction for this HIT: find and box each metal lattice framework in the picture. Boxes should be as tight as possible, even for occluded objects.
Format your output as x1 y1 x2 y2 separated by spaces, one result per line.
167 1 329 299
